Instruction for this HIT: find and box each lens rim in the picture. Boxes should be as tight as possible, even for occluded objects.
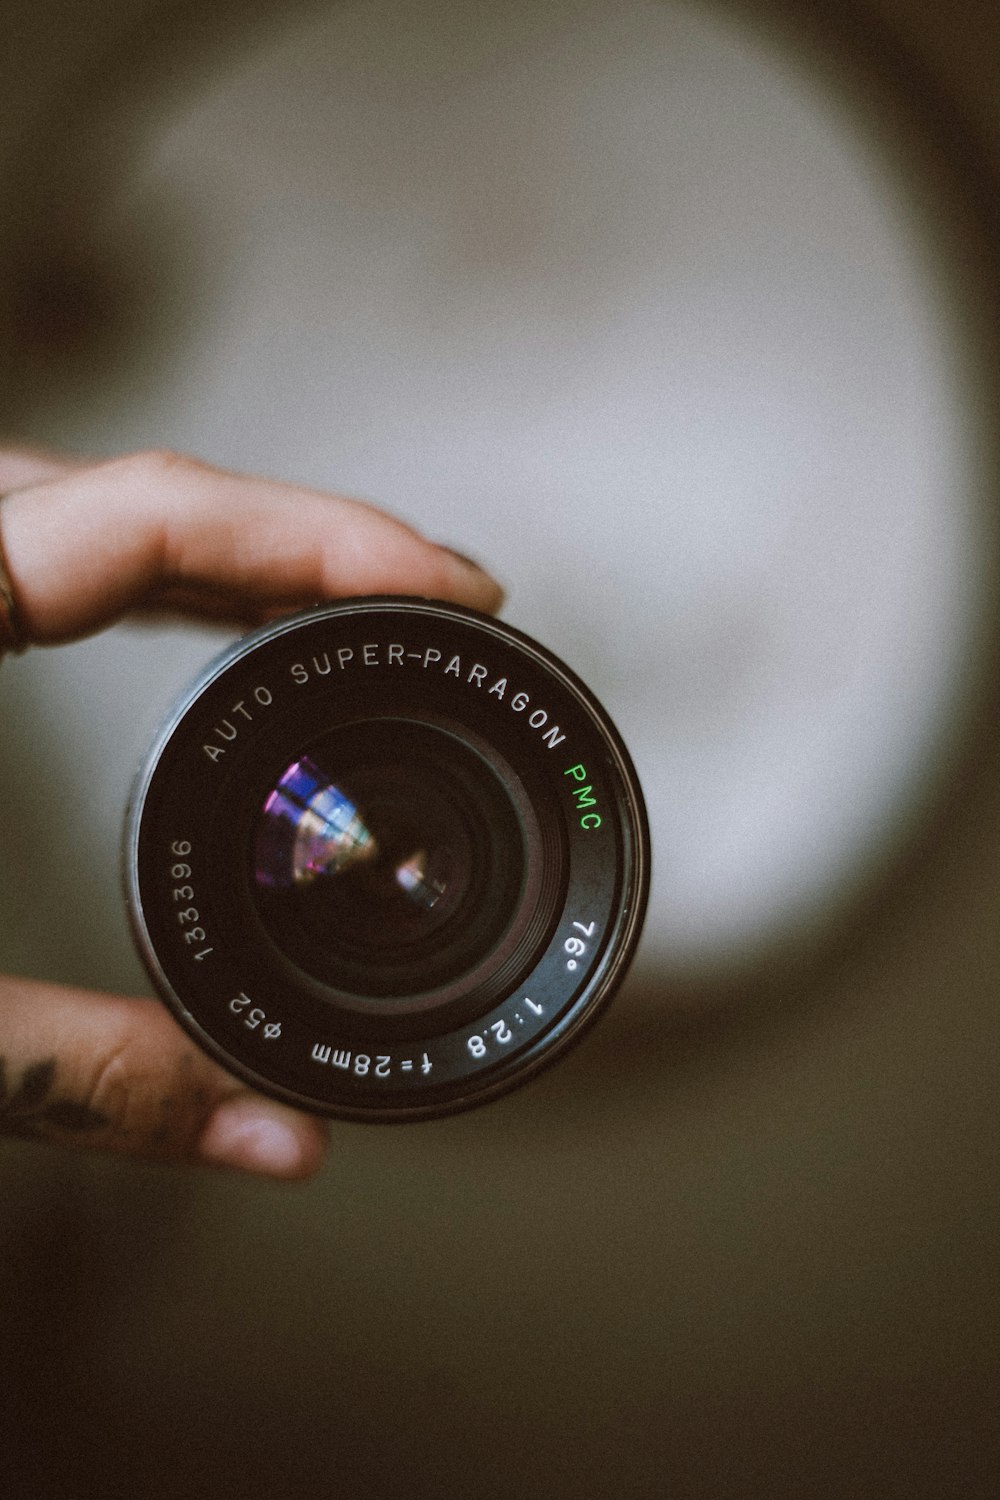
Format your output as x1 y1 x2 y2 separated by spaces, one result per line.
125 597 649 1120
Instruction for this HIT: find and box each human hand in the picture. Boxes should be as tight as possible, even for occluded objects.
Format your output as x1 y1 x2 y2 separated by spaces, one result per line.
0 445 503 1178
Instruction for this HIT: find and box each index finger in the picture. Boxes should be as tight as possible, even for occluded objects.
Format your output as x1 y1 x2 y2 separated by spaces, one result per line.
0 448 504 645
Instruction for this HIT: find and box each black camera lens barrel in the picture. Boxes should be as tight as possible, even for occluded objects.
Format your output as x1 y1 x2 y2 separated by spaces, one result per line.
125 597 649 1120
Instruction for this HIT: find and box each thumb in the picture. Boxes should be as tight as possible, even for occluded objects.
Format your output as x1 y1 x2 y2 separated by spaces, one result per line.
0 974 328 1179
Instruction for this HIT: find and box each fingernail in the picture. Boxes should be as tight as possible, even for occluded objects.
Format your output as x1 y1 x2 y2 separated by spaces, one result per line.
441 545 488 572
439 545 505 611
199 1095 315 1179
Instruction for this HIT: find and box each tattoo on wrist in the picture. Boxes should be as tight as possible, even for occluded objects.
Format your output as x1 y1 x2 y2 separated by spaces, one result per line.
0 1057 109 1139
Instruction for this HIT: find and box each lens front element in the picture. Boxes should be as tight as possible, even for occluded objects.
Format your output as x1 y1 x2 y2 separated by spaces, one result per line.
252 718 548 1012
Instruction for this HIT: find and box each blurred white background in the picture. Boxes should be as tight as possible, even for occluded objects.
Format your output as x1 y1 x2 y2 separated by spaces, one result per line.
1 0 991 991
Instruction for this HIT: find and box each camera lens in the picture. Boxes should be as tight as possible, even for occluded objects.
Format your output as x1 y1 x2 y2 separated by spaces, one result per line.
250 717 556 1017
125 598 649 1119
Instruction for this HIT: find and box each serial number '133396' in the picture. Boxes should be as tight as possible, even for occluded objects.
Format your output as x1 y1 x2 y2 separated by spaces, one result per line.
169 840 214 961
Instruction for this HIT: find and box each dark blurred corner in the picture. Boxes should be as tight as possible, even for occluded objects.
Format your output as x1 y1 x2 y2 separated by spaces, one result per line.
1 1 999 1497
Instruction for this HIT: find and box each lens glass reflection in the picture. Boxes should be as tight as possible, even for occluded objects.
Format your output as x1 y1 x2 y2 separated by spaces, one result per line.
251 720 526 1000
256 759 375 887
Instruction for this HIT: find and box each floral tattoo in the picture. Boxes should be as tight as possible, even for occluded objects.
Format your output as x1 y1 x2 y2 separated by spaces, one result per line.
0 1057 109 1139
